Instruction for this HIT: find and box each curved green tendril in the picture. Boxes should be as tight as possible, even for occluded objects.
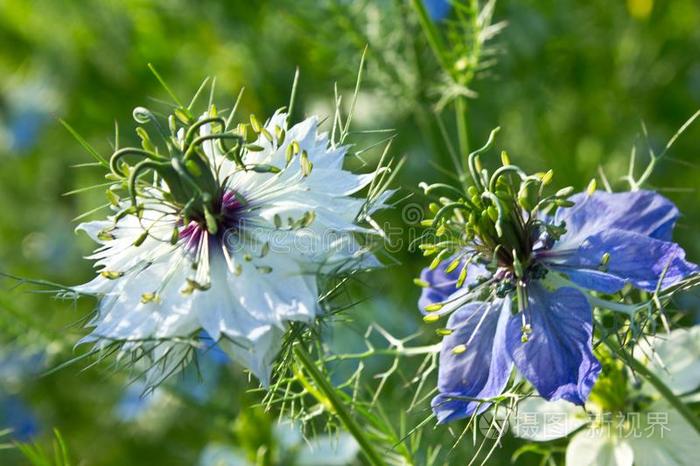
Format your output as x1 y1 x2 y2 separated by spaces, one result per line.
467 127 500 191
110 148 166 177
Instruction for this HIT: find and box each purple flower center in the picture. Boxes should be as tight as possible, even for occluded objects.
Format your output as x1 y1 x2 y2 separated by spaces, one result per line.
180 190 245 250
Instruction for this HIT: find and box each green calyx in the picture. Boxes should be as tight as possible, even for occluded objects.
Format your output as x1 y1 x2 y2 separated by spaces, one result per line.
588 348 632 414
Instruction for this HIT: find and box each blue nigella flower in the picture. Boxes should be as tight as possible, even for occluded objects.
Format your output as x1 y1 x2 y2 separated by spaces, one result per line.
0 394 39 441
420 190 698 423
423 0 451 22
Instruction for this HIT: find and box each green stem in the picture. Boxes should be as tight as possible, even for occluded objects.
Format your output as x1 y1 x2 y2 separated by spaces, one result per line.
604 339 700 435
293 344 386 466
410 0 453 77
455 96 470 158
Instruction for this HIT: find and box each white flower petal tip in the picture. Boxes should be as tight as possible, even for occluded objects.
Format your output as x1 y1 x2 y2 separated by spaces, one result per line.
72 101 395 388
511 398 588 442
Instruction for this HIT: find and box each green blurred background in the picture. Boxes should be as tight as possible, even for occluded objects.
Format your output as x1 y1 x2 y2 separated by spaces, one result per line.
0 0 699 464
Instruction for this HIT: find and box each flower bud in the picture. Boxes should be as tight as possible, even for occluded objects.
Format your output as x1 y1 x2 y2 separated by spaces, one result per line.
517 179 539 211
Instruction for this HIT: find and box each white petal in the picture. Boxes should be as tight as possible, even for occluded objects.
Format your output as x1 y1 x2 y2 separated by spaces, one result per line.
217 326 284 386
511 398 588 441
297 433 359 465
636 326 700 396
566 429 634 466
627 401 700 466
302 169 375 196
75 220 113 243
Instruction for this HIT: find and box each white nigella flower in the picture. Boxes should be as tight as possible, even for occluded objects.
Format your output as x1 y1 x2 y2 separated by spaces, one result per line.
511 327 700 466
73 98 391 386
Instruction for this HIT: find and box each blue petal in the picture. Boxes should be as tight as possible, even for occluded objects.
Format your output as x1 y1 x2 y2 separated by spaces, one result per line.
555 190 680 246
418 256 489 315
548 229 698 293
432 298 513 423
506 285 600 405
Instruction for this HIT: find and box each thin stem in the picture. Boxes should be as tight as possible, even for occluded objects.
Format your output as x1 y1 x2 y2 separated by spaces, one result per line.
455 96 470 159
293 344 387 466
604 339 700 435
410 0 453 77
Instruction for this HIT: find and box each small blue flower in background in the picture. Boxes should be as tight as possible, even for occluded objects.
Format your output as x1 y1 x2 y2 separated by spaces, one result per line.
421 190 698 423
0 349 45 440
8 109 49 152
423 0 451 22
0 395 39 441
0 77 59 155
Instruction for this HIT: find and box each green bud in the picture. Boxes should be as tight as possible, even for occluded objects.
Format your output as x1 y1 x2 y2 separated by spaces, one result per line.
275 125 285 145
413 278 429 288
174 108 192 125
97 229 115 241
106 189 120 207
586 178 597 196
456 264 469 288
540 170 554 185
445 257 461 273
260 127 274 143
495 189 511 201
185 159 202 177
300 151 313 176
435 224 446 237
299 211 315 228
555 186 574 197
512 249 524 278
424 303 443 312
133 230 149 247
136 127 154 152
429 250 449 270
500 150 511 166
486 205 498 222
168 115 177 134
170 227 180 245
140 292 159 304
204 207 218 235
249 114 261 132
250 164 281 174
517 179 539 211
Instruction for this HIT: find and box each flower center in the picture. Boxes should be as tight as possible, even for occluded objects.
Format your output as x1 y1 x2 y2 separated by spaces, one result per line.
419 129 571 298
180 190 245 250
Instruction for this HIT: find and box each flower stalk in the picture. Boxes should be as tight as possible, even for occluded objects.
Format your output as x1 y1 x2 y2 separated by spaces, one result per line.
293 344 387 466
604 338 700 436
